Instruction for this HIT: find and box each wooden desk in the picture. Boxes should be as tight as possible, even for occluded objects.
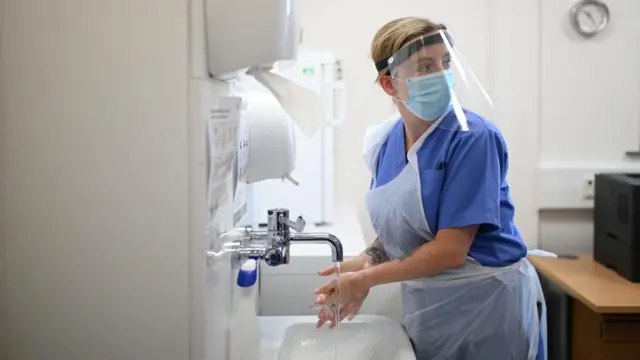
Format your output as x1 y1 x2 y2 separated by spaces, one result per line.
529 254 640 360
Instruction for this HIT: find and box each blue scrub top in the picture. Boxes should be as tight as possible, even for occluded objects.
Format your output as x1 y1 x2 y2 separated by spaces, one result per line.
373 109 527 267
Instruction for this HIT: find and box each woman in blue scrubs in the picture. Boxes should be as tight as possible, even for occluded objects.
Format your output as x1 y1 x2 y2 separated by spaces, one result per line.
313 17 547 360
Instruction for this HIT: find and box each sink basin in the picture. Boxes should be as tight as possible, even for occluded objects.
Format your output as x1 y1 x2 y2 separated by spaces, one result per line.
259 315 416 360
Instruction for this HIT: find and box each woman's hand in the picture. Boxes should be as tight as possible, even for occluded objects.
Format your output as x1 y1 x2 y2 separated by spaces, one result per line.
314 256 369 329
313 271 372 328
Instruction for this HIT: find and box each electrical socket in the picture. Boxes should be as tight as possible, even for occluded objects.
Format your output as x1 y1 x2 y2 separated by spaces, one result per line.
582 177 595 200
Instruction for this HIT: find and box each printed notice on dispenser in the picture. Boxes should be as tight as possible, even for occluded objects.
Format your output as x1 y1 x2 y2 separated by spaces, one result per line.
206 96 242 225
208 96 241 183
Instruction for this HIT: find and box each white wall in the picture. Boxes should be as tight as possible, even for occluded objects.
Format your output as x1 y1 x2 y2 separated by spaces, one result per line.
300 0 640 254
0 0 8 356
537 0 640 254
1 1 191 359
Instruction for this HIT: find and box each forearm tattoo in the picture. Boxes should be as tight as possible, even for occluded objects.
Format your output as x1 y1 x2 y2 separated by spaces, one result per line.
364 238 390 265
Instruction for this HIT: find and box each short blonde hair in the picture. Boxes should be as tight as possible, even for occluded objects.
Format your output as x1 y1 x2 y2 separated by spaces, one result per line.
371 17 445 81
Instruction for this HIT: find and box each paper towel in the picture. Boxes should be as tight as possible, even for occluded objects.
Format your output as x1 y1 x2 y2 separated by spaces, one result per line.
246 65 325 138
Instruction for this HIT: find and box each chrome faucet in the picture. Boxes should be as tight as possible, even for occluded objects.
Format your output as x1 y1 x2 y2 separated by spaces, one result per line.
219 208 344 266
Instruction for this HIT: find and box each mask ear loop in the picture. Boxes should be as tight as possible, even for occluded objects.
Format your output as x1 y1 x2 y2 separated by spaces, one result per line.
380 73 411 104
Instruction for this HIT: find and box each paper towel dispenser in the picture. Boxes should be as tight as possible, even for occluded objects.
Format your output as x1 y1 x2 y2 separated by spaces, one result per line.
204 0 301 77
241 92 296 184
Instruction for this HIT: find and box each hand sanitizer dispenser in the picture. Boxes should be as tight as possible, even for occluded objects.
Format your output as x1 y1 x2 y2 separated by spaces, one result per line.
204 0 301 77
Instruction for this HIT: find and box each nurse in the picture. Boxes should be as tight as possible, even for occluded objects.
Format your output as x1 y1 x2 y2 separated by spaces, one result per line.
313 17 547 360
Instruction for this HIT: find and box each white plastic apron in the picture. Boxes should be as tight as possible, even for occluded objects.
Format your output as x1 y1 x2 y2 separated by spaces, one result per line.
363 118 546 360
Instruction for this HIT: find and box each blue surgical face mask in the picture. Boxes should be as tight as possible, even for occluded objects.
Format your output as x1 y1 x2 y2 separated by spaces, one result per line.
403 70 455 121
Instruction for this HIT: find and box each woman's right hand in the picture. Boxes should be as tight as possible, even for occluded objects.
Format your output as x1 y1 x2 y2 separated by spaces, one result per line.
314 272 370 328
313 255 371 328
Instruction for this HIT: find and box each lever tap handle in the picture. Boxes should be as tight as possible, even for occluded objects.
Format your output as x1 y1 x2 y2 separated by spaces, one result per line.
279 215 306 233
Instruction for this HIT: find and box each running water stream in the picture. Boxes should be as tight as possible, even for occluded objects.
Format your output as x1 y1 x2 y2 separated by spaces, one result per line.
312 262 342 359
333 262 341 360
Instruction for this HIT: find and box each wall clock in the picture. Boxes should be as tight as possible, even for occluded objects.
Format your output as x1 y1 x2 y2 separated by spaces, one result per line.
569 0 610 38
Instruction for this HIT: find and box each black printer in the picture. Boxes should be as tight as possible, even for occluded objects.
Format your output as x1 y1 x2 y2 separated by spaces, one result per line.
593 173 640 282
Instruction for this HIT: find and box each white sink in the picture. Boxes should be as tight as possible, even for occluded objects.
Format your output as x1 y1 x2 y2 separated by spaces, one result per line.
259 315 416 360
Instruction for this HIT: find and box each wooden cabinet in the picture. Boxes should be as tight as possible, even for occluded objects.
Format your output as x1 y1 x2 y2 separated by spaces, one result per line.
529 255 640 360
571 299 640 360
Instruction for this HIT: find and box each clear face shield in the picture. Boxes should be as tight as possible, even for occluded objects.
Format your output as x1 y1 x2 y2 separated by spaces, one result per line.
379 29 493 131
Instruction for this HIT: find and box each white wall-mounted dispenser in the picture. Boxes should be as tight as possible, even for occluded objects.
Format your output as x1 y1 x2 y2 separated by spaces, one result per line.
240 92 297 184
204 0 301 77
204 0 325 187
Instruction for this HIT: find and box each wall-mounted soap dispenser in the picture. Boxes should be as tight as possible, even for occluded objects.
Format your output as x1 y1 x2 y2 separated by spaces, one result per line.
204 0 301 77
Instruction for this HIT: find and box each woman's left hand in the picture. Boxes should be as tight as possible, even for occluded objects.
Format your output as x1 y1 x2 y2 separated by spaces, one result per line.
313 271 372 328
